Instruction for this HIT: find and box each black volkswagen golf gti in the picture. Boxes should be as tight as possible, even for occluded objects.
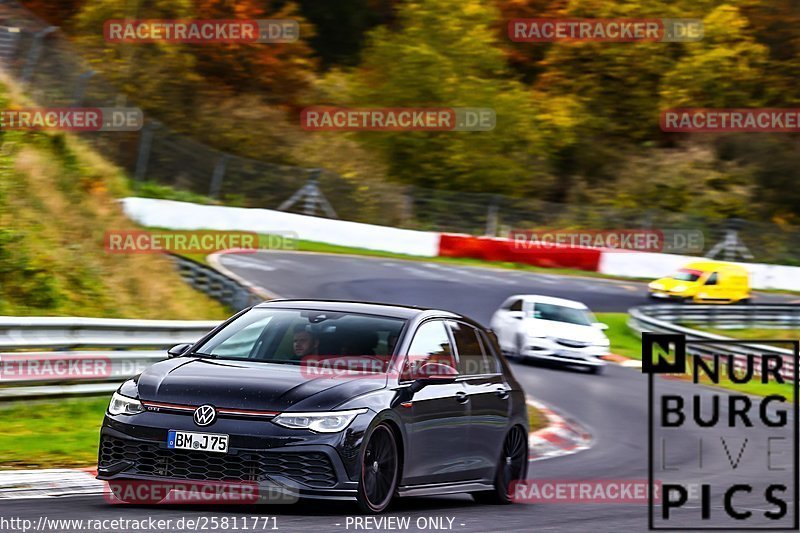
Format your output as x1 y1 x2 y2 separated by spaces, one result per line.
98 300 529 513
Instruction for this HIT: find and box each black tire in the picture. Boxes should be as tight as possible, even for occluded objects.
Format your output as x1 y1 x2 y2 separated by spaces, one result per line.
472 426 528 505
588 365 605 375
356 423 399 514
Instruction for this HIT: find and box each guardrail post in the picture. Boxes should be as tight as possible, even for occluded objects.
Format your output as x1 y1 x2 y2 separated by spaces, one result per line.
485 195 500 237
208 154 230 199
133 121 157 190
21 26 56 84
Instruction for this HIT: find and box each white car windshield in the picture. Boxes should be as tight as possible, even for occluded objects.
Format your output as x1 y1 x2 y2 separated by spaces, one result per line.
531 303 593 326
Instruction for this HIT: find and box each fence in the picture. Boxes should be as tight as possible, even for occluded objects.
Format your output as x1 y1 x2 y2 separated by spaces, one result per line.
628 304 797 377
1 0 800 264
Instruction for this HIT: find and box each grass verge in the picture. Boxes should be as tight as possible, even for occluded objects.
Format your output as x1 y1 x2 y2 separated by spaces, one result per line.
688 325 800 341
0 396 107 469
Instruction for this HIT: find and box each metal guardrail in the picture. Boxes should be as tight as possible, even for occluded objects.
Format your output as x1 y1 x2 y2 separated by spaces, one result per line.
628 304 797 376
0 318 220 399
634 304 800 330
171 254 267 311
0 316 220 350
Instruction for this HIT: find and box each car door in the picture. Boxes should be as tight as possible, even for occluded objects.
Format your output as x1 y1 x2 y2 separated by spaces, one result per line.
399 319 472 485
448 321 511 481
700 271 721 301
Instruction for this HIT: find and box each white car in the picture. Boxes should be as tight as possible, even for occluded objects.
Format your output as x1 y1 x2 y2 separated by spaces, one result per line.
490 295 610 374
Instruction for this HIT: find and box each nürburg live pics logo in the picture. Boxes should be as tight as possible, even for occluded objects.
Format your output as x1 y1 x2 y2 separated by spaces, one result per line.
644 333 799 530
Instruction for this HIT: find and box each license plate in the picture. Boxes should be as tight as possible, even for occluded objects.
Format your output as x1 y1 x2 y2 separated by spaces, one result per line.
167 430 229 453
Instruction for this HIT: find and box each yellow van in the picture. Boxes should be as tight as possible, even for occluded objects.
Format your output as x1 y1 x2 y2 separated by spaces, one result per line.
648 260 751 304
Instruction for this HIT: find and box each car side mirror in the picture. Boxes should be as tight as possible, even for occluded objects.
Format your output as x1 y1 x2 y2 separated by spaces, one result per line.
408 363 459 392
508 311 524 320
167 343 192 358
592 323 609 331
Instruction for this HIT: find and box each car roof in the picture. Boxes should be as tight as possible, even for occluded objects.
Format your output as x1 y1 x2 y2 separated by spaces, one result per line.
682 260 749 274
253 299 461 320
505 294 589 309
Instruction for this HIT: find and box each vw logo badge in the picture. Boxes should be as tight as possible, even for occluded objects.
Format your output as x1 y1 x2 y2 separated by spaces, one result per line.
193 404 216 427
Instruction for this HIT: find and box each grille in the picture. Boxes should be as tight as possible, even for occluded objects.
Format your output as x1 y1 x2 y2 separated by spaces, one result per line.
100 436 337 487
555 338 591 348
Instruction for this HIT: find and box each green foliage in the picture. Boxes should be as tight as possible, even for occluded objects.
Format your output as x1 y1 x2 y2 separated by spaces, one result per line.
660 6 773 108
341 0 547 196
13 0 800 233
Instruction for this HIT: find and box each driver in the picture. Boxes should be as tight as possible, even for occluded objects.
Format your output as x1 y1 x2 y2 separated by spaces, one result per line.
293 327 319 357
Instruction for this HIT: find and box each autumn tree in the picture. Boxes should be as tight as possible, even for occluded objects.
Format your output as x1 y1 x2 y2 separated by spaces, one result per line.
339 0 548 196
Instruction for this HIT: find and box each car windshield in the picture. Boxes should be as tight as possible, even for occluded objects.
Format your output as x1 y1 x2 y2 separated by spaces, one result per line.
673 268 704 282
193 308 406 370
531 303 593 326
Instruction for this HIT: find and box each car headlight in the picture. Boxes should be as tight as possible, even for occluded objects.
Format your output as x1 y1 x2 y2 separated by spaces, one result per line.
596 337 611 347
108 391 144 416
272 408 368 433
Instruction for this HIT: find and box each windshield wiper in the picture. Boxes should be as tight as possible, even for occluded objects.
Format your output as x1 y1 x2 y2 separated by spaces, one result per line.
190 352 218 359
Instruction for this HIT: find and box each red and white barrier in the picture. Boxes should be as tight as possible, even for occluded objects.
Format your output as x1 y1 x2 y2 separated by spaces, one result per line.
121 198 800 291
438 233 602 272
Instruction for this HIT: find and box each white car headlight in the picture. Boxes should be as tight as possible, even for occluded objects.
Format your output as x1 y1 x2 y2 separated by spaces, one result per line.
272 408 368 433
108 392 144 416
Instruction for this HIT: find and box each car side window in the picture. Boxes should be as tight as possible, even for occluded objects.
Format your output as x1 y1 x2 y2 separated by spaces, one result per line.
403 320 456 380
706 272 719 285
448 321 492 375
509 300 523 312
477 330 501 373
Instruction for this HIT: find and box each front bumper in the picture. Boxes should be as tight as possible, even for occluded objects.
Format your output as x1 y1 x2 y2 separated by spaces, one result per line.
519 339 608 367
98 411 366 501
648 290 688 301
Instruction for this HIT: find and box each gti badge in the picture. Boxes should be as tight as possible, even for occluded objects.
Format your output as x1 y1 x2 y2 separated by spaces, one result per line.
193 404 216 427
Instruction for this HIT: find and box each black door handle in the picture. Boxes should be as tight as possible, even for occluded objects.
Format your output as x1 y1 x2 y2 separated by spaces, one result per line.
455 391 469 404
495 388 510 400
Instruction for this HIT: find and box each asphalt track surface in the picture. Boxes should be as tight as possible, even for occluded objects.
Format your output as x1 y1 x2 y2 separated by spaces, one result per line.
2 251 797 532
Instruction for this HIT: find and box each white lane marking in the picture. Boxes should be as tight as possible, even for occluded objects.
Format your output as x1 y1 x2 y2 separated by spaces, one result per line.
621 359 643 368
0 470 104 499
221 255 277 272
400 265 447 279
